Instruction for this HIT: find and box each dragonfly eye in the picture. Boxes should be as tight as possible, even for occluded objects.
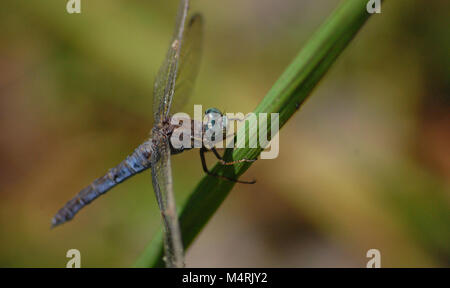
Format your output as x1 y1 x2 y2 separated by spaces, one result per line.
204 108 226 134
205 108 222 116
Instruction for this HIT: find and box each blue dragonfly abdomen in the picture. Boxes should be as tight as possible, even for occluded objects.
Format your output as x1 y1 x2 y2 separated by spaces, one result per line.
51 140 155 228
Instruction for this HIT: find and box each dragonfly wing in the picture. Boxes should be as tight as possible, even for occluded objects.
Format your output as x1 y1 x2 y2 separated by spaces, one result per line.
153 0 190 123
151 137 184 267
171 14 204 113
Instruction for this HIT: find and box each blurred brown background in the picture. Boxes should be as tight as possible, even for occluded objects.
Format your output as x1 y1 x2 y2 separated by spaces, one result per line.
0 0 449 267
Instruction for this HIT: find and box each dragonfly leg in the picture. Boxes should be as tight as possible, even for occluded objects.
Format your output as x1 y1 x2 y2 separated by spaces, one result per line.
211 147 257 166
200 148 256 184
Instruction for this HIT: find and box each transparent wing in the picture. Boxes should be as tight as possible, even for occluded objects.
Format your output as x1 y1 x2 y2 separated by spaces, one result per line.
153 0 190 123
151 137 184 267
171 14 204 113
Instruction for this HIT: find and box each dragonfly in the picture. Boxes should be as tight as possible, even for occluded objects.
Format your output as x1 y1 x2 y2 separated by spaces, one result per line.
51 0 255 268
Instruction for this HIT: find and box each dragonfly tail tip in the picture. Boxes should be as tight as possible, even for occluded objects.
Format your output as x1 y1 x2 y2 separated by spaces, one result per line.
50 217 62 229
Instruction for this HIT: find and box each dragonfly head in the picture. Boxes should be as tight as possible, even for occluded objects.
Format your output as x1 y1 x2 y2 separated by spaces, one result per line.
204 108 228 136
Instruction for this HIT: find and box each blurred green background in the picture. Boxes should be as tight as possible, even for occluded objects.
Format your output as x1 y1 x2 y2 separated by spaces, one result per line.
0 0 449 267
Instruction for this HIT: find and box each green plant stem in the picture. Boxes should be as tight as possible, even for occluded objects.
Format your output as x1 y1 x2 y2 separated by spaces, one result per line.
135 0 380 267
